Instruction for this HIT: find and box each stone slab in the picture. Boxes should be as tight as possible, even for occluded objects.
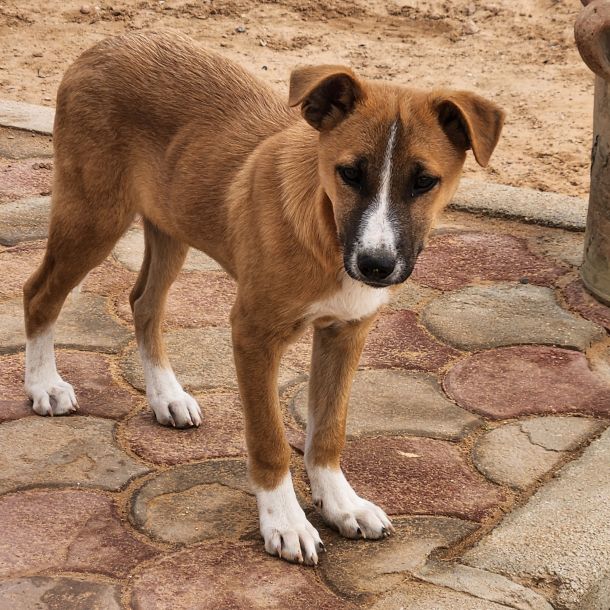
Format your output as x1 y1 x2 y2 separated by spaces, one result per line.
113 227 222 272
130 543 353 609
361 310 462 372
464 427 610 610
473 423 562 490
423 283 604 351
0 294 131 354
389 281 440 311
0 195 50 245
291 369 481 441
521 416 605 451
411 231 566 290
370 581 512 610
0 99 55 134
0 489 158 578
122 392 246 465
0 158 52 203
116 270 235 329
527 231 585 268
415 561 554 610
452 178 588 230
0 577 121 610
0 351 140 421
342 436 506 521
319 516 477 600
563 278 610 331
444 346 610 418
0 416 149 493
0 126 53 159
120 327 303 393
131 460 257 544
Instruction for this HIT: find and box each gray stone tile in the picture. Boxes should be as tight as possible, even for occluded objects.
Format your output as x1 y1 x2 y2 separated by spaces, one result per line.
0 294 131 354
113 228 222 272
370 582 513 610
422 283 604 351
291 370 481 441
415 561 553 610
0 99 54 135
452 178 588 230
464 427 610 610
0 195 49 245
131 460 257 544
120 327 303 393
319 516 477 599
0 416 148 493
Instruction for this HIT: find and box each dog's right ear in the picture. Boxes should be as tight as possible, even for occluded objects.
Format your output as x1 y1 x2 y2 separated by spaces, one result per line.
288 65 363 131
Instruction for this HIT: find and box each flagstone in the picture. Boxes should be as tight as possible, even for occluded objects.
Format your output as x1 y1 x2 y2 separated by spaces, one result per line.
129 543 351 609
291 369 480 441
361 310 462 371
122 392 246 465
342 436 506 521
131 460 256 544
0 350 139 421
0 489 158 578
0 294 131 354
0 416 148 493
411 231 566 290
444 346 610 418
422 284 604 351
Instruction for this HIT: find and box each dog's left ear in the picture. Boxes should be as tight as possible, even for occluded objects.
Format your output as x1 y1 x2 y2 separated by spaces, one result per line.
288 65 364 131
435 92 505 167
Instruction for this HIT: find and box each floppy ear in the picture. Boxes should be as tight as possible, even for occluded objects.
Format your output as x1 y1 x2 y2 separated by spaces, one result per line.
288 65 364 131
436 92 505 167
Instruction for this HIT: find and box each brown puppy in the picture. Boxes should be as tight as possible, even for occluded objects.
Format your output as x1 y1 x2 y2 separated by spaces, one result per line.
23 31 504 565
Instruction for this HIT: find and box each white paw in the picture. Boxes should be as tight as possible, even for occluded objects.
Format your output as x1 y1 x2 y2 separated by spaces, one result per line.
149 390 202 428
308 466 394 539
257 473 324 566
141 358 202 428
26 376 78 416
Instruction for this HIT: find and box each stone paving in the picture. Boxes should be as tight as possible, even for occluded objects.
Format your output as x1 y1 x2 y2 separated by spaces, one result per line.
1 109 610 610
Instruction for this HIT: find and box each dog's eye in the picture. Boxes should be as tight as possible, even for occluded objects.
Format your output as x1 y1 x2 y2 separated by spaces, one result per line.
337 165 362 187
412 174 439 196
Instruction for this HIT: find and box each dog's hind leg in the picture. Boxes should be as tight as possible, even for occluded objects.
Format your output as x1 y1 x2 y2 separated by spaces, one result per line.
23 180 134 416
131 220 202 428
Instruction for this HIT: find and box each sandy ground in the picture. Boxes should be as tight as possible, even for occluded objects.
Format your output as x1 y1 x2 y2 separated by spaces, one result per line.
0 0 595 197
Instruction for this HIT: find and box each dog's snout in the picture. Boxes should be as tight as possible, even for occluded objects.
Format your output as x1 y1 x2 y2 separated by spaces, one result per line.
356 251 396 282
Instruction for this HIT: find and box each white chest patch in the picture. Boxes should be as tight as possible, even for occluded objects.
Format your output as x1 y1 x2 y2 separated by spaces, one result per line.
306 275 391 322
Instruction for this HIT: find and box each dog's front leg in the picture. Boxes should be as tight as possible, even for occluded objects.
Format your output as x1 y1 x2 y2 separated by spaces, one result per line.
231 309 323 565
305 318 394 539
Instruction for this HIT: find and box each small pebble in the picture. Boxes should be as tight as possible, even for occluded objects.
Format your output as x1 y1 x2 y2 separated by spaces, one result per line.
235 25 246 33
80 4 91 14
262 65 268 70
259 39 267 47
464 20 479 35
519 277 530 284
32 51 43 58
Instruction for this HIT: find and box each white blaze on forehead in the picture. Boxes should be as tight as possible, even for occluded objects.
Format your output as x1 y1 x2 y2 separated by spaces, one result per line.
358 121 398 253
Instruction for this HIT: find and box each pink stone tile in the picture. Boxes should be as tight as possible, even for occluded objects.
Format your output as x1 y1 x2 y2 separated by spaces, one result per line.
444 346 610 419
130 543 352 609
412 231 567 290
342 436 506 521
0 489 158 578
361 310 462 371
0 351 139 421
0 158 52 202
562 279 610 331
116 271 235 329
122 392 247 465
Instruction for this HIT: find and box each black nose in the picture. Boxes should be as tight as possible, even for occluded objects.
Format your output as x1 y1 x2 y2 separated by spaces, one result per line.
357 251 396 282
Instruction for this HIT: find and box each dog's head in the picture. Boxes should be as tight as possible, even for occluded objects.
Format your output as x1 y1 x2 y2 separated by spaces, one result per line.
289 65 505 287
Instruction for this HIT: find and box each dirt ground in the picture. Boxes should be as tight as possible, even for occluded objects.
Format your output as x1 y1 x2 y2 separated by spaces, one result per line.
0 0 594 197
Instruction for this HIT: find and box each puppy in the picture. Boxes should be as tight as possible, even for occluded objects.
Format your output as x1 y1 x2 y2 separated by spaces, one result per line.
23 31 504 565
